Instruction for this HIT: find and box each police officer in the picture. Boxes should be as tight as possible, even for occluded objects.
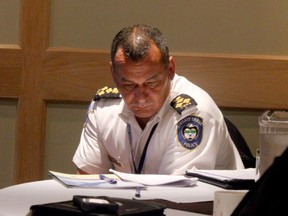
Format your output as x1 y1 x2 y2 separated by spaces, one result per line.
73 24 244 175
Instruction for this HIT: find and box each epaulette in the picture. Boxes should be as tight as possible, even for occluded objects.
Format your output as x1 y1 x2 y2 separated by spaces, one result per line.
170 94 197 114
93 86 121 101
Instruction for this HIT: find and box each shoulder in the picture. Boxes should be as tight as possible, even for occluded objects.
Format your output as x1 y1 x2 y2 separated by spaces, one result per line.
172 74 209 98
86 86 122 114
93 86 121 101
171 74 220 114
84 86 122 126
170 93 197 115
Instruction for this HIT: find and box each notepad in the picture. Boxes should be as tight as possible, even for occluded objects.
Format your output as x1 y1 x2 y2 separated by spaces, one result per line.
185 168 256 190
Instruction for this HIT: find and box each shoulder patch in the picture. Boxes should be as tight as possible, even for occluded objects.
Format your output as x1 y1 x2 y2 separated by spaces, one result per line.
177 115 203 150
93 86 121 101
170 94 197 114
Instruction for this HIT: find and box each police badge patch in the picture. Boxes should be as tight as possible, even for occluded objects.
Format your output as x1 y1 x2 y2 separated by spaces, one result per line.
177 115 203 150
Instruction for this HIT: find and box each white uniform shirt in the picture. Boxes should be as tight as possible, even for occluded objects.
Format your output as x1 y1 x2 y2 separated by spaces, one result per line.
73 74 244 174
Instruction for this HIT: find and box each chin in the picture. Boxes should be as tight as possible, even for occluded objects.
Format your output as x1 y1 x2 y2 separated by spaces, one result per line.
129 104 159 118
133 110 155 119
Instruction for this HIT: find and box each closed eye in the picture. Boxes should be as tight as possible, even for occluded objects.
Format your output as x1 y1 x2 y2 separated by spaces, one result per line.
145 81 158 88
122 83 136 91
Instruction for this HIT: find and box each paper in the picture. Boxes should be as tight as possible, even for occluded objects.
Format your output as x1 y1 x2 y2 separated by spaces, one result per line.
48 171 145 188
109 169 197 187
49 170 198 189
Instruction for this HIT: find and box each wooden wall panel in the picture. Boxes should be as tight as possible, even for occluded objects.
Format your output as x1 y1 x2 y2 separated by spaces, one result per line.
40 50 288 109
41 49 113 102
15 0 50 183
174 53 288 109
0 46 22 98
0 0 287 184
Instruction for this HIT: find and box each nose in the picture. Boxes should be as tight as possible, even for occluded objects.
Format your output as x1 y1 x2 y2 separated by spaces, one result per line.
134 86 147 105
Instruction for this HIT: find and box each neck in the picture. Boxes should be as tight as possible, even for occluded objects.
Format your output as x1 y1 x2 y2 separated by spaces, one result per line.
136 116 151 130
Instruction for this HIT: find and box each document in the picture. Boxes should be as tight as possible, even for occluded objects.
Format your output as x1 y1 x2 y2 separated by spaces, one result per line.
185 168 256 189
48 171 145 189
109 169 197 187
49 170 197 188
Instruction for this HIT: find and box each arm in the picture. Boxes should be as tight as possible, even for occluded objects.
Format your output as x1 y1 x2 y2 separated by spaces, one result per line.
159 110 244 174
76 168 90 174
73 101 112 174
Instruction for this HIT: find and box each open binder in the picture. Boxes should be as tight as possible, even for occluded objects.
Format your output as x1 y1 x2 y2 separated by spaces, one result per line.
185 168 256 190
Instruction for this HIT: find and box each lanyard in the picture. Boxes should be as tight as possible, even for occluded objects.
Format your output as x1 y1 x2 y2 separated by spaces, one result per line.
127 122 159 174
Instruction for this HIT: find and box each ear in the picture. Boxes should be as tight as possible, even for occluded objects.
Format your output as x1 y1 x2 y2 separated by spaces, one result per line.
110 61 116 83
168 56 176 80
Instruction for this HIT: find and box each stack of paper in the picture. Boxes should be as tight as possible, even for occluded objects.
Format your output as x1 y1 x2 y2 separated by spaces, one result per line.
49 170 197 189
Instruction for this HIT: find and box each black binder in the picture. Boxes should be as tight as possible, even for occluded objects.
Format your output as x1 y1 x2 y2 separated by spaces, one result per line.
185 169 256 190
30 195 166 216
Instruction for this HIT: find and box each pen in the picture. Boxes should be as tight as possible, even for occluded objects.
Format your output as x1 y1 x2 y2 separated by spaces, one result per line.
99 174 117 184
135 187 141 198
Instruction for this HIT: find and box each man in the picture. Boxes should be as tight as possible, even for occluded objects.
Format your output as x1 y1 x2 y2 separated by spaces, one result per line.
73 24 244 175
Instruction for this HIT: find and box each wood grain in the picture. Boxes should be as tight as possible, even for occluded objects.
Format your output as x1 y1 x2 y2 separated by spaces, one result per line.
173 53 288 109
15 0 50 183
0 46 22 98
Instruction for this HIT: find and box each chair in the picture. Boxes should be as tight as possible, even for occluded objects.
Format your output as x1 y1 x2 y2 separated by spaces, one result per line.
224 117 256 168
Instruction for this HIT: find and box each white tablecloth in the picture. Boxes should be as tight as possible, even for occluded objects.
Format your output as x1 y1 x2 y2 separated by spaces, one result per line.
0 179 226 216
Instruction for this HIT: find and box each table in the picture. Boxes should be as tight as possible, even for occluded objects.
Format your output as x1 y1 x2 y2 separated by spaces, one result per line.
0 179 227 216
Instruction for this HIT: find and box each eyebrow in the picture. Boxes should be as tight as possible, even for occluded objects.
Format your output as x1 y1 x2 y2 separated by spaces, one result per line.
120 73 160 83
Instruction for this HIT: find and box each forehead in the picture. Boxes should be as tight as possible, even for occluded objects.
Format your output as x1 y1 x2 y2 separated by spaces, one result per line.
114 44 162 65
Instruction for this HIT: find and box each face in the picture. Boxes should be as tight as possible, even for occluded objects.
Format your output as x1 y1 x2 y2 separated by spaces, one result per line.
110 44 175 123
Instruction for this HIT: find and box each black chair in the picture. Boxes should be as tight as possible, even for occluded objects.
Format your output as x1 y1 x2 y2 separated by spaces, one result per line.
224 117 256 168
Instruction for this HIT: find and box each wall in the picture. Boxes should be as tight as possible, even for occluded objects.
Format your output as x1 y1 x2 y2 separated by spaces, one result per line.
1 0 287 188
0 101 16 187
